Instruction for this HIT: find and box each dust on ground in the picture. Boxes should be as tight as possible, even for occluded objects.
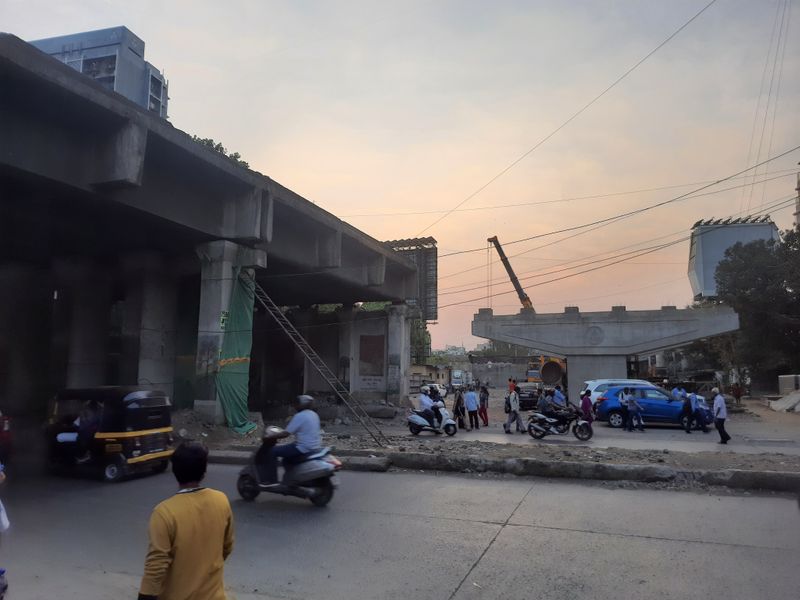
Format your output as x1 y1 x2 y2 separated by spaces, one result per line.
173 396 800 475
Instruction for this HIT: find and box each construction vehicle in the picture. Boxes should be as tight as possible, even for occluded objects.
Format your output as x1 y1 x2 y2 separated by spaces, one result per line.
487 236 534 311
488 236 564 386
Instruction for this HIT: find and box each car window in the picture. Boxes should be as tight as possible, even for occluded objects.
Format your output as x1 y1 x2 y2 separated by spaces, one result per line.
642 389 670 401
596 384 609 392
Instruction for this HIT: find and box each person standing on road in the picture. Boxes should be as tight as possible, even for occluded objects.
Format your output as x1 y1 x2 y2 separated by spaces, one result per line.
453 388 466 430
712 387 731 444
580 390 594 423
618 387 631 430
731 382 743 407
690 391 709 433
464 386 480 431
138 442 234 600
478 385 490 427
504 386 524 434
626 392 645 432
681 391 694 434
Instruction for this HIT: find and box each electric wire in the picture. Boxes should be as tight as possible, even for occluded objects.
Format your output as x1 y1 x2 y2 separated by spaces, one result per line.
438 147 800 260
437 195 796 309
414 0 719 236
340 169 796 218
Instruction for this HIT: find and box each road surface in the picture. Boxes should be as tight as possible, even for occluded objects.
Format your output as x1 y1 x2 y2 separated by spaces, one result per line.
2 466 799 599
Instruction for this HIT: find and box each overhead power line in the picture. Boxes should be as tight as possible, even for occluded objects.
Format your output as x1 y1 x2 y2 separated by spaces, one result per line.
340 170 796 218
438 144 800 263
437 195 796 309
414 0 719 236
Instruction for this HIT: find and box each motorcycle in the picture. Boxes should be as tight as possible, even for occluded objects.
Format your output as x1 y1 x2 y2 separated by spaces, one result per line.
236 427 342 507
408 400 457 436
527 406 593 441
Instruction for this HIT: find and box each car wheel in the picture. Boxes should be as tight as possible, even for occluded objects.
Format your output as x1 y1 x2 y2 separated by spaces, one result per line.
573 423 593 441
607 411 624 428
444 424 457 436
409 423 422 435
310 478 334 507
237 474 260 501
103 460 124 483
528 422 547 439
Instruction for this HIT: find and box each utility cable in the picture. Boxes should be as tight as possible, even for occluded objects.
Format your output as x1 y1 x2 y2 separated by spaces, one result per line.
437 195 796 309
414 0 719 236
340 169 796 218
437 144 800 269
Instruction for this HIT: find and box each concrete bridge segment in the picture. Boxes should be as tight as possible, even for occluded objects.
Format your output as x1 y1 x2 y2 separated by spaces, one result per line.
473 304 739 402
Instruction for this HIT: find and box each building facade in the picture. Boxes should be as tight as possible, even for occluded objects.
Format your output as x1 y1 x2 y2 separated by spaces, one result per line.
688 217 780 299
30 26 168 118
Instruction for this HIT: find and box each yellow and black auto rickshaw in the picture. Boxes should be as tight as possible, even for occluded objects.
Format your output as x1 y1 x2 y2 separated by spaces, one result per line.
46 387 174 482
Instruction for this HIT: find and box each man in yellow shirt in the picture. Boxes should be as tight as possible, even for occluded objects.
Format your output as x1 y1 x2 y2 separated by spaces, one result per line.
138 443 234 600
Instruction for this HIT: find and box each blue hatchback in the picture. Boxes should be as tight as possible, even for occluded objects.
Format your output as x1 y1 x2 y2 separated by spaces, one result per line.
595 385 713 429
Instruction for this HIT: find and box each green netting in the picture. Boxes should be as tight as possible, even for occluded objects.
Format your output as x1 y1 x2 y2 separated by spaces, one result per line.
215 269 257 435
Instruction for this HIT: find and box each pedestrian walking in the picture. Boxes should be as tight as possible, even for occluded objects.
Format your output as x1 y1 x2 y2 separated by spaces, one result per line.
138 442 234 600
681 391 693 434
580 390 594 423
464 385 480 431
504 386 524 434
626 392 645 432
478 385 490 426
453 388 466 430
712 387 731 444
618 387 631 430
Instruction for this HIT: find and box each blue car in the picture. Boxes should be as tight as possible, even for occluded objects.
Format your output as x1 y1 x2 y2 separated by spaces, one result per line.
595 385 713 429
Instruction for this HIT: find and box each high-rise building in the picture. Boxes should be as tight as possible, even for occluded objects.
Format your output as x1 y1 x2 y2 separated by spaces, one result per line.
29 26 168 119
688 216 780 299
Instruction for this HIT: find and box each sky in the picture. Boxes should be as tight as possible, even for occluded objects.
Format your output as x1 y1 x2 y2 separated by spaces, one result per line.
4 0 799 349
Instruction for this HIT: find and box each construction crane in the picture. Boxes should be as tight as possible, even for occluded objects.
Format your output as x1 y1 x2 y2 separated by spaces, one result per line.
487 235 534 312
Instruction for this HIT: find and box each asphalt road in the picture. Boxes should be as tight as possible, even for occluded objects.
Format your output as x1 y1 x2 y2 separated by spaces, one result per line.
2 466 799 599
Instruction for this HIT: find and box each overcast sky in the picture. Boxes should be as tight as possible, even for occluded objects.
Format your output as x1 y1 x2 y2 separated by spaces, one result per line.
4 0 799 349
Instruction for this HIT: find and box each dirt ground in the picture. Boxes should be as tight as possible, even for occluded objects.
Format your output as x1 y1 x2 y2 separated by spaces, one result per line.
173 393 800 475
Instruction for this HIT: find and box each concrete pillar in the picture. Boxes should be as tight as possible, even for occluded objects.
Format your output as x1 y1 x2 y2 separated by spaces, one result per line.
335 306 358 392
0 265 53 415
194 240 266 422
121 254 178 397
566 355 628 404
55 260 112 388
386 303 411 405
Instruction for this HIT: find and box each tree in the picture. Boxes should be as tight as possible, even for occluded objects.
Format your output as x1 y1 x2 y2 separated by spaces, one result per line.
191 136 250 169
715 227 800 388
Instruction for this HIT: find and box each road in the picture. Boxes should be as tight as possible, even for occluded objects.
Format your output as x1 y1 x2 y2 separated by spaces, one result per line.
2 466 799 599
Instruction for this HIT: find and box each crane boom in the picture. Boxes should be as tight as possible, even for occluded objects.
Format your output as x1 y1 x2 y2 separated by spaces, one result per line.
487 236 534 311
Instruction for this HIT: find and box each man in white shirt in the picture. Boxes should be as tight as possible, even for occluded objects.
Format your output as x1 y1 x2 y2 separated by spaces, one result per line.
417 386 436 427
259 395 322 487
712 387 731 444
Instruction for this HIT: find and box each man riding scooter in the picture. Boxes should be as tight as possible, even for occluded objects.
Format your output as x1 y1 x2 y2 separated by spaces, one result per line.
257 395 321 489
417 385 439 428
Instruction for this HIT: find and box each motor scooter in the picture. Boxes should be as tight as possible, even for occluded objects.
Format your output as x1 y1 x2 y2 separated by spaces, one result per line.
408 400 457 436
236 427 342 507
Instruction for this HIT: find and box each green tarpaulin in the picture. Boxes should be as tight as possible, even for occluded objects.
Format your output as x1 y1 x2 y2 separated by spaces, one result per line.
215 269 257 435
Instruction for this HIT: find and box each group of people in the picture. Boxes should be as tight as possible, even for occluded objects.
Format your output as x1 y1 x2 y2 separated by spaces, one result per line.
420 383 490 431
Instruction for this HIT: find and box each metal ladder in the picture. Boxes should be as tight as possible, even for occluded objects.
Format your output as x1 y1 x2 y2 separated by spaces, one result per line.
244 273 390 447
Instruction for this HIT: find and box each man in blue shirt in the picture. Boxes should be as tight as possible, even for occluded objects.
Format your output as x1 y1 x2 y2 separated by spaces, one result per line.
464 385 480 430
259 395 321 488
553 385 567 407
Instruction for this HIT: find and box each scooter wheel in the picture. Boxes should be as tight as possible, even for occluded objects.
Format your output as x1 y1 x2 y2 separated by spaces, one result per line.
444 424 457 436
528 423 547 439
237 474 260 501
409 423 422 435
573 423 593 442
310 478 334 507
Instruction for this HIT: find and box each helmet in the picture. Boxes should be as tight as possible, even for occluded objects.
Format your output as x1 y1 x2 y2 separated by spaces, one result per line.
420 385 430 394
295 394 314 410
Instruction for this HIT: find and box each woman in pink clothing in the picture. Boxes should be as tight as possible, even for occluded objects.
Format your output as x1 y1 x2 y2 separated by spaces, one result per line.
580 390 594 423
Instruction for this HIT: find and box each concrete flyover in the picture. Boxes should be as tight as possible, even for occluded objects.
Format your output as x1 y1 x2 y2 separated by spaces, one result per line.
0 33 422 418
472 304 739 401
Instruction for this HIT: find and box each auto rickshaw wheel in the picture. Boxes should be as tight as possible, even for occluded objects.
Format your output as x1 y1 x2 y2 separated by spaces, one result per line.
103 460 125 483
